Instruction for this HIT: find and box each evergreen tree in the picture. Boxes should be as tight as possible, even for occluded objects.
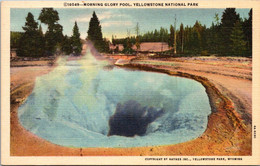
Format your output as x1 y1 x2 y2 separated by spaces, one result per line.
183 26 192 53
193 21 204 53
38 24 43 36
168 25 174 47
214 13 220 26
61 35 73 55
103 38 110 53
135 23 140 52
87 11 104 52
38 8 63 55
179 23 184 53
112 8 251 57
154 29 160 42
71 21 82 55
220 8 240 56
159 27 168 42
230 21 247 56
38 8 59 26
205 14 221 55
11 31 23 49
38 24 45 56
206 23 220 54
242 9 252 57
17 12 43 57
112 35 116 46
123 37 134 54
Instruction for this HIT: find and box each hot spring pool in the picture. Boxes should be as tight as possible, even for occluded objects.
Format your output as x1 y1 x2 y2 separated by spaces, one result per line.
18 51 211 148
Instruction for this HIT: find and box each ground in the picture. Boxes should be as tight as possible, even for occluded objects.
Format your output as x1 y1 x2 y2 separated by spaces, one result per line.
10 47 252 156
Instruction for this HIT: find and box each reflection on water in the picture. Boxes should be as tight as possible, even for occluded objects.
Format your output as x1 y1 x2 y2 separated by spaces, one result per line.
18 50 211 148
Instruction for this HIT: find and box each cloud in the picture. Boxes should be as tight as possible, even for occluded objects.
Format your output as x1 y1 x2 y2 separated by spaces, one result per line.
72 11 129 23
73 14 92 23
101 21 133 27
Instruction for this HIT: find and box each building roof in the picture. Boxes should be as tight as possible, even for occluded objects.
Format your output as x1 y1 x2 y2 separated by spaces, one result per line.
132 42 171 52
109 44 124 51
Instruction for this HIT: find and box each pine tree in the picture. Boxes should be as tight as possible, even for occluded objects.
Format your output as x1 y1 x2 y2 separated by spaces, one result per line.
11 31 23 49
112 35 116 46
38 8 63 55
154 29 159 42
61 35 73 55
71 21 82 55
242 9 252 57
168 25 174 47
214 13 220 26
103 38 110 53
179 23 184 53
230 21 247 56
17 12 43 57
193 21 203 53
206 23 219 54
220 8 240 56
38 24 45 56
87 11 104 52
135 23 140 52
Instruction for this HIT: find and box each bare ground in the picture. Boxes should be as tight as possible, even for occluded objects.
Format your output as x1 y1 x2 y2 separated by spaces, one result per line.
131 57 252 124
10 52 252 156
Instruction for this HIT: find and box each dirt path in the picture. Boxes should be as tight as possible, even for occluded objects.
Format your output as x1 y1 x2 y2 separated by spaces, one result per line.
10 51 252 156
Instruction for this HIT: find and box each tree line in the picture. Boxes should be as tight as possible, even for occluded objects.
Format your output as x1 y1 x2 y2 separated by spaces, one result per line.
11 9 110 57
112 8 252 57
11 8 94 57
11 8 82 57
11 8 252 57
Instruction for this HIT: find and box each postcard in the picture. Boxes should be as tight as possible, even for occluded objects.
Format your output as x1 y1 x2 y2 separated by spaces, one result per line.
1 0 260 165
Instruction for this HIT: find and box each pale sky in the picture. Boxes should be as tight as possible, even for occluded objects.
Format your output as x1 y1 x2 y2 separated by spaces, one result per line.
11 8 251 40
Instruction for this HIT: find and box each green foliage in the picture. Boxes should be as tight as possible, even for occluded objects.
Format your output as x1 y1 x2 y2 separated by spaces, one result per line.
61 35 73 55
230 21 247 56
112 7 251 58
201 50 209 56
220 8 240 56
87 11 108 52
102 38 110 53
242 9 252 57
38 8 59 26
11 31 23 49
113 27 170 49
112 35 116 46
37 24 45 56
71 22 82 55
14 8 251 58
17 12 44 57
122 37 134 54
205 23 221 54
214 13 220 26
168 25 174 47
179 23 184 53
87 12 102 41
38 8 63 55
96 8 252 57
135 23 141 51
61 22 83 55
